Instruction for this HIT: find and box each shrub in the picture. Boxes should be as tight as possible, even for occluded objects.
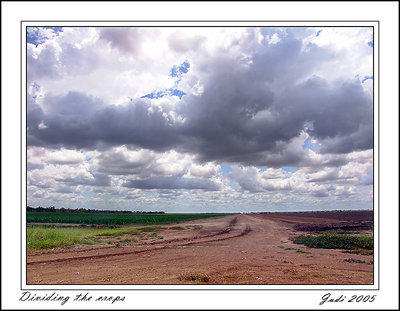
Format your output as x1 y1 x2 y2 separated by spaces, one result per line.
292 234 373 250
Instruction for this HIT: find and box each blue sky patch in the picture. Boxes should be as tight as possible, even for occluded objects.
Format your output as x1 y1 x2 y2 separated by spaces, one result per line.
141 61 189 99
27 27 63 46
141 88 186 99
282 167 296 173
362 76 373 83
168 88 186 99
302 136 320 152
304 122 314 131
170 60 190 78
141 90 166 99
220 163 233 175
360 172 373 185
368 41 373 48
257 166 267 172
30 82 41 100
282 167 296 179
32 82 41 91
316 30 322 37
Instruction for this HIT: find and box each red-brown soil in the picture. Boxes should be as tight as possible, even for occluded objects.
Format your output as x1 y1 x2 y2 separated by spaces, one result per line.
27 212 374 285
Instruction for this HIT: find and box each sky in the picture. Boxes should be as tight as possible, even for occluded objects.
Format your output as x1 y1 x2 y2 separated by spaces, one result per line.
26 26 374 213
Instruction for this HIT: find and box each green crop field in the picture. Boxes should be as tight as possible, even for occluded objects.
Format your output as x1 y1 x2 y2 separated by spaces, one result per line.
27 211 228 225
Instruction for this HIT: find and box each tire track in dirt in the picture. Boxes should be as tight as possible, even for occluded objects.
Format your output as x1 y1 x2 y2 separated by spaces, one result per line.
28 216 240 258
27 216 251 265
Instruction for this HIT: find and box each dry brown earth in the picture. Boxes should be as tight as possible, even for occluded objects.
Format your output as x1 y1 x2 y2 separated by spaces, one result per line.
27 213 373 285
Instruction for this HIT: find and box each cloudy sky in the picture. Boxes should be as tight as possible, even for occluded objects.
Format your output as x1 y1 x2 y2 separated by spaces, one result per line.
26 26 374 213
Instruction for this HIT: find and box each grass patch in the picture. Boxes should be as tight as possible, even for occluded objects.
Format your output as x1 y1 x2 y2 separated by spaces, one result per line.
278 246 297 250
139 235 149 240
296 249 310 254
149 232 160 239
27 226 100 250
292 234 373 250
27 225 161 250
328 230 360 234
187 274 210 283
120 238 137 243
138 226 163 232
279 246 309 253
344 258 366 264
95 225 161 237
342 249 374 256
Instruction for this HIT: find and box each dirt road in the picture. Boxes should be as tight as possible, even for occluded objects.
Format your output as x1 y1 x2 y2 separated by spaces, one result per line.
27 214 373 284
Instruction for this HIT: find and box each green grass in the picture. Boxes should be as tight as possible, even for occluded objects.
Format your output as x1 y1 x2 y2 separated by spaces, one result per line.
278 246 310 253
292 234 373 250
342 248 374 255
187 274 210 283
120 238 137 243
328 229 360 235
27 212 227 225
296 249 310 254
95 225 161 237
27 226 99 250
27 225 163 250
278 246 296 250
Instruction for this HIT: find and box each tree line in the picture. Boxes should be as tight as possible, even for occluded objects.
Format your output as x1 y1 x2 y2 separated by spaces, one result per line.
26 206 165 214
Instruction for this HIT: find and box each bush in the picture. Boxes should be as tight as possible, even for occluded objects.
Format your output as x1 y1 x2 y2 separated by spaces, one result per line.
292 234 373 250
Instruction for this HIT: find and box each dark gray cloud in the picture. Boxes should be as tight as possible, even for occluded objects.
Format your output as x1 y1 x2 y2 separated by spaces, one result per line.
123 175 221 191
27 30 372 168
157 190 184 199
312 190 329 197
99 28 142 54
55 172 111 187
168 32 206 53
96 149 155 176
27 92 181 151
306 171 338 183
27 42 62 80
54 185 78 194
27 162 44 170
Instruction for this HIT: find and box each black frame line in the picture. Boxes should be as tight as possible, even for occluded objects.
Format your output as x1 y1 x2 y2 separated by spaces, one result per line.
21 21 379 291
